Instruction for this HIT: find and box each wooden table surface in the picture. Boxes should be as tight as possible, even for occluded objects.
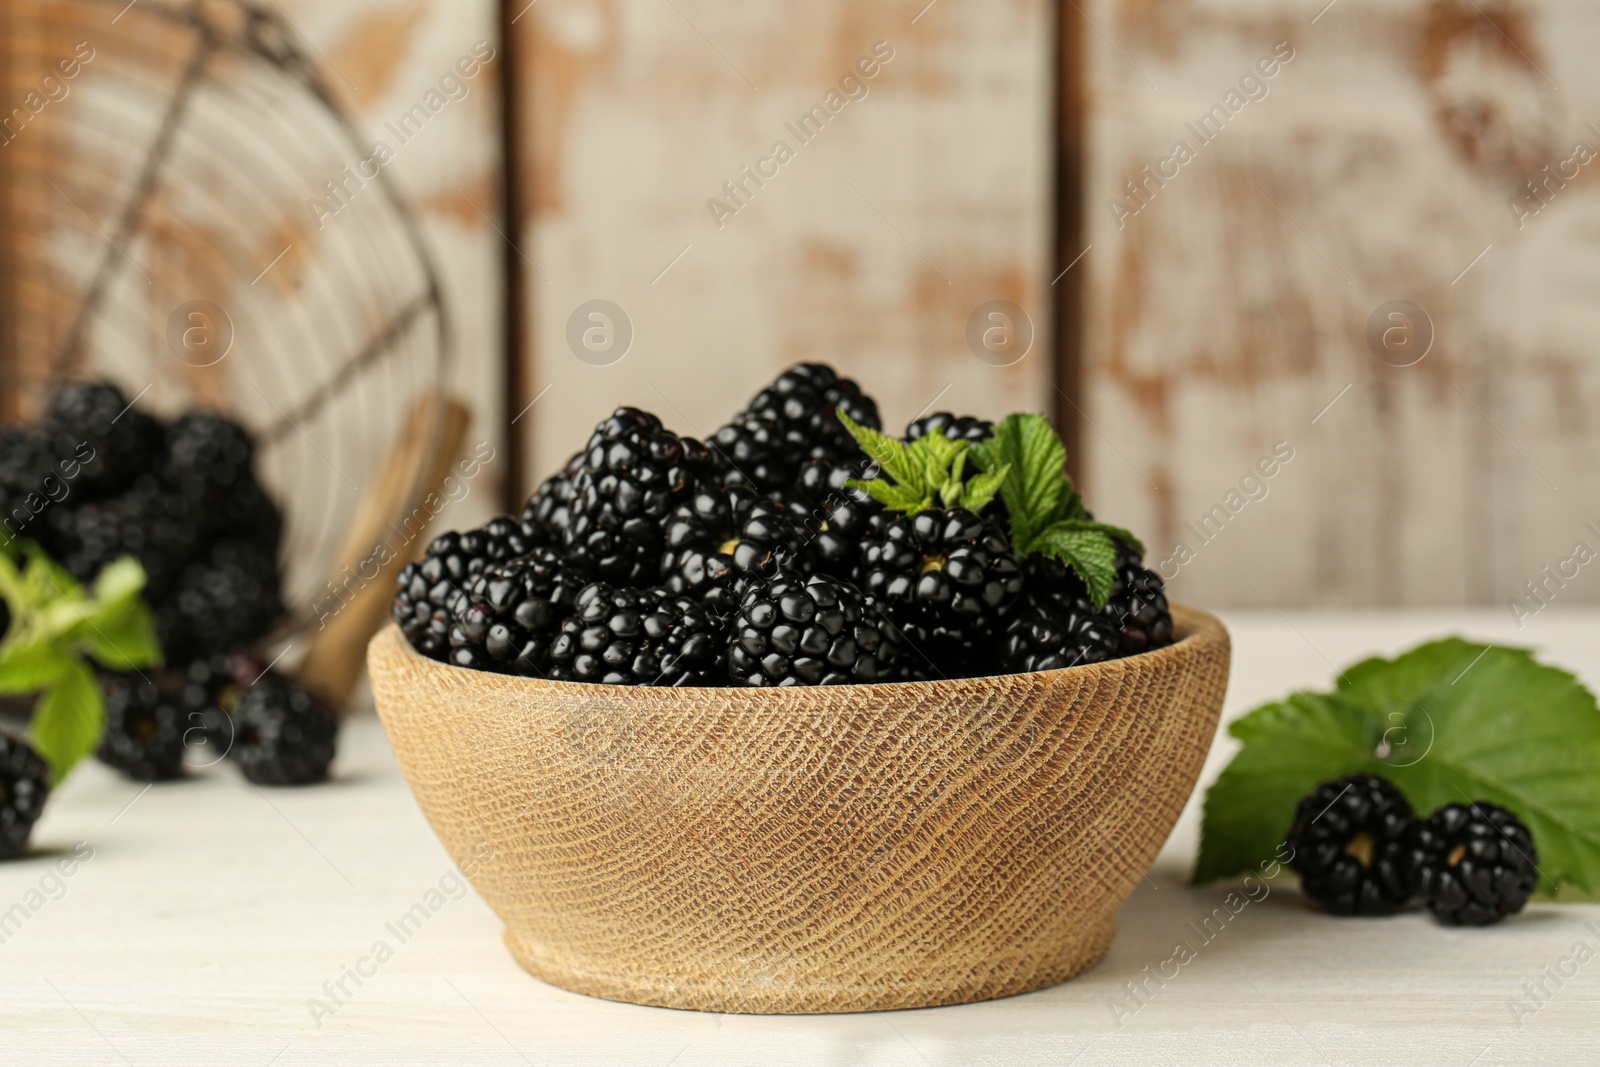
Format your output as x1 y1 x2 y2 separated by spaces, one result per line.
6 609 1598 1066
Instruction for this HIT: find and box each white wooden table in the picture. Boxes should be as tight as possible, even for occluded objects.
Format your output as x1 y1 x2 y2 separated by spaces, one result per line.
6 610 1598 1066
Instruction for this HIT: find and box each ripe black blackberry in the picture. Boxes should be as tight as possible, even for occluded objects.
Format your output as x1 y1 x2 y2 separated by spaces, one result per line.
1413 802 1539 926
744 364 881 463
44 473 202 600
1103 550 1174 656
44 381 165 494
392 519 539 660
791 454 877 508
521 450 584 545
790 493 882 581
96 671 188 781
155 538 284 663
707 413 793 494
548 584 725 685
997 596 1120 673
661 485 804 613
905 412 993 444
178 652 262 759
163 410 254 498
1284 774 1419 916
227 672 339 785
0 732 50 860
856 508 1021 673
0 427 54 540
447 547 588 676
729 571 897 686
565 408 710 584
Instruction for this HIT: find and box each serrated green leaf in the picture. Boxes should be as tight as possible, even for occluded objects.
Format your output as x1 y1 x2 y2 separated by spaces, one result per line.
1193 639 1600 898
28 659 103 783
972 414 1065 551
1033 522 1119 607
960 464 1009 514
1049 517 1146 558
847 479 925 513
0 641 75 694
837 411 920 494
81 596 162 671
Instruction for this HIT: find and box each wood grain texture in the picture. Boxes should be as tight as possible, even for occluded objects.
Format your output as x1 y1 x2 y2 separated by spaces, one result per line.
367 604 1231 1014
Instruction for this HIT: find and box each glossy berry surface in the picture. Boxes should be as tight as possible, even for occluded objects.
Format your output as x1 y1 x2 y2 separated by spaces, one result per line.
447 547 588 676
1284 774 1419 916
729 572 896 686
227 674 339 786
0 733 50 860
904 412 993 444
1414 802 1539 926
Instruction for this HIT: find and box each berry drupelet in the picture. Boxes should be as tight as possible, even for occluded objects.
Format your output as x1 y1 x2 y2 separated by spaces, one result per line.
392 519 541 660
0 732 50 860
997 596 1119 673
226 673 339 785
1413 802 1539 926
1284 774 1419 916
661 485 804 614
447 547 588 675
1102 549 1174 656
96 672 189 781
565 408 710 584
521 451 584 545
744 363 881 465
707 413 794 494
728 571 897 686
905 412 993 445
548 583 725 685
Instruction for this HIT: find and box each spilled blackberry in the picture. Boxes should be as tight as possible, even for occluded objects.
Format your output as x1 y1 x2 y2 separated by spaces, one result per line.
447 547 588 675
905 412 993 444
1413 802 1539 926
392 519 539 660
745 363 880 463
729 571 897 686
1284 774 1419 916
96 672 187 781
156 539 283 663
565 408 709 584
227 673 339 785
1102 550 1174 656
707 413 793 494
661 485 803 613
521 450 584 545
997 596 1119 673
0 732 50 860
178 652 262 758
857 508 1021 672
44 381 165 495
548 584 724 685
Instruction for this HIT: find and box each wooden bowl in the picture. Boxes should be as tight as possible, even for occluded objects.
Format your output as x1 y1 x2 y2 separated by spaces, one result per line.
368 604 1230 1014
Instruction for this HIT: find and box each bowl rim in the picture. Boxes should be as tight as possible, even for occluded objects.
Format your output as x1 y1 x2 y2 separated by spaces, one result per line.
372 603 1225 697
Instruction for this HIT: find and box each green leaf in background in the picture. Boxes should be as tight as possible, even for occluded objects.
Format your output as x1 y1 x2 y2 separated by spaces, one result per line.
0 642 76 695
28 660 104 783
1032 521 1120 607
1194 638 1600 898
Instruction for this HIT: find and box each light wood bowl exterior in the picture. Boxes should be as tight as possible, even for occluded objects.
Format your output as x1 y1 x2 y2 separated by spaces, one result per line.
368 604 1231 1014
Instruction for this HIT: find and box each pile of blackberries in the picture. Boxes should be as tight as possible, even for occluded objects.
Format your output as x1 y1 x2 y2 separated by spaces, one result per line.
1285 773 1540 926
393 363 1175 687
0 383 337 824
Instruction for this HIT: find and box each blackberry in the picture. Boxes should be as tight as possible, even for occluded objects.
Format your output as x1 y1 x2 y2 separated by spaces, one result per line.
156 538 283 663
661 485 803 613
0 427 56 541
565 408 709 584
1413 802 1539 926
997 596 1119 674
1284 774 1419 916
178 652 262 759
163 410 255 501
792 454 877 508
520 450 584 545
227 672 339 785
707 413 793 494
1103 550 1174 656
744 364 881 464
548 584 725 685
96 671 187 781
728 572 897 686
790 494 882 581
0 732 50 860
905 412 993 444
391 519 539 659
43 473 202 600
447 547 588 675
44 381 165 494
857 508 1021 673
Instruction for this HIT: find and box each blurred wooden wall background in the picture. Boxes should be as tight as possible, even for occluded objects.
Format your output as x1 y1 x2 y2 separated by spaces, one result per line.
3 0 1597 615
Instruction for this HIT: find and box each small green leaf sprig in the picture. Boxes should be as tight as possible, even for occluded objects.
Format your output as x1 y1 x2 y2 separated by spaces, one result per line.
836 412 1010 515
0 542 162 781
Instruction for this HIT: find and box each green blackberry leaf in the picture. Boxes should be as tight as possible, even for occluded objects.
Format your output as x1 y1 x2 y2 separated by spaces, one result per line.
29 659 103 783
960 464 1009 514
0 642 75 694
1033 522 1119 607
1194 639 1600 898
837 412 921 495
971 414 1063 550
840 414 1008 516
847 479 923 513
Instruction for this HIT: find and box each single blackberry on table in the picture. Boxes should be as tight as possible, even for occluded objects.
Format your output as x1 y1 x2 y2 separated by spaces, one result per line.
1102 549 1174 656
548 583 725 685
744 363 881 463
0 732 50 860
1284 774 1419 916
96 672 188 781
856 508 1021 674
564 408 710 584
156 538 284 663
447 547 588 676
227 673 339 785
178 652 263 758
707 413 793 494
1413 802 1539 926
392 519 539 660
996 595 1119 674
661 485 804 614
521 451 584 545
905 412 993 444
728 571 897 686
44 382 165 494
